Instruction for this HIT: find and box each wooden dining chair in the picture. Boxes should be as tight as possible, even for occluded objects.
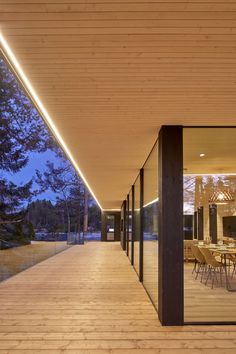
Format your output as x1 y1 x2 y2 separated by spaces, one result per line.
199 247 225 289
191 245 206 280
227 254 236 278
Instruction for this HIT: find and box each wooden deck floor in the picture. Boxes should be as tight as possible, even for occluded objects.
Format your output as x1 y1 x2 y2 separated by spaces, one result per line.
0 242 236 354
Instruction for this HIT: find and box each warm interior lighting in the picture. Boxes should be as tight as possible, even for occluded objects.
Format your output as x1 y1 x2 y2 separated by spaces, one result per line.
209 190 234 205
0 32 102 210
103 209 121 212
199 153 205 157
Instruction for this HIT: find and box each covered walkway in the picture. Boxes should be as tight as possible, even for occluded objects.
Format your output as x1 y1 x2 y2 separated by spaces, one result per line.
0 242 236 353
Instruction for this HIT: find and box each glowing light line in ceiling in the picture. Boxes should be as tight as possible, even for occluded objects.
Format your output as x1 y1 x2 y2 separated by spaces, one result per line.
0 32 102 209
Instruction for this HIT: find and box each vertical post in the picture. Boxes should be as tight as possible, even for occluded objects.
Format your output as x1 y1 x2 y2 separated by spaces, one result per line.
198 206 204 240
194 211 198 239
83 188 89 233
158 125 183 326
120 202 125 249
126 194 129 256
122 200 127 251
114 212 121 241
101 212 106 242
131 185 135 265
209 204 217 243
139 168 144 282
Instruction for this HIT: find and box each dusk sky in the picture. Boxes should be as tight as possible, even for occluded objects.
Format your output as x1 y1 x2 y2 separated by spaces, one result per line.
1 55 87 207
3 150 61 203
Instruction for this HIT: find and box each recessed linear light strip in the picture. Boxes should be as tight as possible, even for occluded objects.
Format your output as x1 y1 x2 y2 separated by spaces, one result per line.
0 32 102 210
143 197 159 208
103 209 121 212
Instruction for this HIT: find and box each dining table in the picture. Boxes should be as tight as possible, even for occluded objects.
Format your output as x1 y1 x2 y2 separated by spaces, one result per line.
206 245 236 292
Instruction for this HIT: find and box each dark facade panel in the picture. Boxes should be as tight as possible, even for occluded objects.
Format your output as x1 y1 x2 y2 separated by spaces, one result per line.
197 206 204 241
209 204 217 243
158 125 183 326
131 185 135 265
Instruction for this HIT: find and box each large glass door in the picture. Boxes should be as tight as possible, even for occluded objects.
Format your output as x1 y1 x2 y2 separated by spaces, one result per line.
184 127 236 323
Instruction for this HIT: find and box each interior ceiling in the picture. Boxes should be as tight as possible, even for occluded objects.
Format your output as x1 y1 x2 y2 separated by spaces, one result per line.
184 128 236 175
1 0 236 209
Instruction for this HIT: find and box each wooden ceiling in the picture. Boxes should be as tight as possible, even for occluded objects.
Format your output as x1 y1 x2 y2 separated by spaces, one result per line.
1 0 236 209
184 128 236 175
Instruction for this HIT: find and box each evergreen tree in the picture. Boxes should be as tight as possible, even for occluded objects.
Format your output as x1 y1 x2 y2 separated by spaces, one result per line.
35 156 85 239
0 57 54 246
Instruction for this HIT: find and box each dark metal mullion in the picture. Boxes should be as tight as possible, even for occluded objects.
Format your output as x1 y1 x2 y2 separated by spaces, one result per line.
126 194 129 257
122 200 127 251
198 206 204 240
139 168 144 282
131 185 135 265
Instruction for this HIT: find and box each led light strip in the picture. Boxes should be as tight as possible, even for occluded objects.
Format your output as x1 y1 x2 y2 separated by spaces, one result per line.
143 197 159 208
103 209 121 212
0 32 103 210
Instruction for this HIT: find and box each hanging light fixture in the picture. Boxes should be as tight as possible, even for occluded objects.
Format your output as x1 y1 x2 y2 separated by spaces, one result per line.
209 190 234 205
209 177 234 204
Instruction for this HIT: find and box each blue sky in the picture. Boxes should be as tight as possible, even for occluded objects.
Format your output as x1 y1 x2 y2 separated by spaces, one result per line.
1 55 88 206
3 150 60 203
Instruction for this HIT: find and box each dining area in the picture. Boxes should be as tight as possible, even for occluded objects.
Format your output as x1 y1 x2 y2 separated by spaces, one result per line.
192 241 236 292
184 238 236 323
183 129 236 323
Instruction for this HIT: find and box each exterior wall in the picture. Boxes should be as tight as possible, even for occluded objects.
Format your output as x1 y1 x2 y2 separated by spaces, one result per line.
101 211 121 242
122 125 236 326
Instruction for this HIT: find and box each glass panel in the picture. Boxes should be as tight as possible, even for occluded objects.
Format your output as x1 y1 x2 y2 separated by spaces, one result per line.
0 54 100 282
143 142 158 308
184 127 236 323
133 175 141 275
128 190 132 261
0 57 72 281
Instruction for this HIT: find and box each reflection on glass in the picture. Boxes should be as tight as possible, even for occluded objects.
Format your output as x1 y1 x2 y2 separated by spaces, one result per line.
133 176 140 275
143 142 158 308
184 128 236 323
0 237 70 282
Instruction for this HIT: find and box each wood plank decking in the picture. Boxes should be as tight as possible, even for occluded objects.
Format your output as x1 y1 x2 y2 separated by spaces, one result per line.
0 242 236 354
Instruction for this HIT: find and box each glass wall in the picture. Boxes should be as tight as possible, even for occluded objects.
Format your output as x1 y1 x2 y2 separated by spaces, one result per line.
133 175 141 276
143 142 158 308
128 189 133 262
184 127 236 323
0 55 74 282
0 237 70 282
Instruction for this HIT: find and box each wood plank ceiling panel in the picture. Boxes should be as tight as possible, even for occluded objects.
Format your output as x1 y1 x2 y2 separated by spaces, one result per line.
1 0 236 209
